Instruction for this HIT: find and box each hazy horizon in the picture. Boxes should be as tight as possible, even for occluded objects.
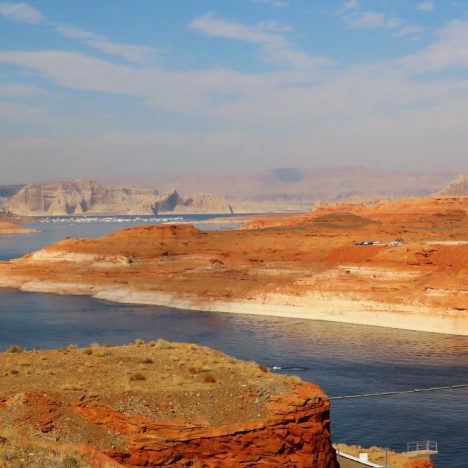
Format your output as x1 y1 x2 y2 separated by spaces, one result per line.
0 165 463 187
1 1 468 183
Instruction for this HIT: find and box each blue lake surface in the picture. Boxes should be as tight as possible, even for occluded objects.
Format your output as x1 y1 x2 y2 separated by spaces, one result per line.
0 217 467 467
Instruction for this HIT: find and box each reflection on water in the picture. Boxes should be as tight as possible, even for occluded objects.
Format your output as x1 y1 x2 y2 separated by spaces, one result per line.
0 289 466 467
0 219 467 467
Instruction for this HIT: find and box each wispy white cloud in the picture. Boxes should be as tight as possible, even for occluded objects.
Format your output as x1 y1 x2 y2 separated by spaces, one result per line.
339 1 359 12
250 0 290 8
188 12 329 69
399 20 468 71
416 2 434 11
1 4 468 177
340 4 424 37
0 83 40 95
344 11 386 29
0 3 161 64
0 2 43 24
54 24 162 64
393 24 425 37
257 20 294 33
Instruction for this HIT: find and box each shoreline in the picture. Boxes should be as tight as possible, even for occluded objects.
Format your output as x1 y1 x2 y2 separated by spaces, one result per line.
4 279 466 336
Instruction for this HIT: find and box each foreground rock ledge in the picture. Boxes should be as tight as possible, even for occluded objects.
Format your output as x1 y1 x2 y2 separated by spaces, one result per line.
0 341 338 467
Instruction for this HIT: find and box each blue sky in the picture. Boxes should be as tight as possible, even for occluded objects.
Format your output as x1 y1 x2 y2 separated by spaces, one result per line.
0 1 467 182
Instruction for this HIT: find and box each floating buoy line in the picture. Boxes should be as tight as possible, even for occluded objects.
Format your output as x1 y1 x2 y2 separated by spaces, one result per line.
329 384 468 400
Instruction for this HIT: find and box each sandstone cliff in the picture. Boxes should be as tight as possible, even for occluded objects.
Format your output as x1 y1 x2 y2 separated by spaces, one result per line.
0 197 466 335
438 174 468 196
0 342 338 467
4 180 233 216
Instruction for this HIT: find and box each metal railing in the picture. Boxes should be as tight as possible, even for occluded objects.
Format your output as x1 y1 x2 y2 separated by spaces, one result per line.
407 441 438 453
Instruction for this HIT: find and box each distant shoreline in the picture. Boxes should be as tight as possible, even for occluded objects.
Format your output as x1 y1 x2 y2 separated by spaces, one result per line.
3 279 466 336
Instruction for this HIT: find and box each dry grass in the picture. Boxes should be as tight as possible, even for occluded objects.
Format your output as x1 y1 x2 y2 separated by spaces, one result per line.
129 372 147 381
155 339 172 349
0 428 90 468
6 345 23 353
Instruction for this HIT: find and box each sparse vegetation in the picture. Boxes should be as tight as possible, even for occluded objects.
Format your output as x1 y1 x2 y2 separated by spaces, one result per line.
203 374 217 383
0 429 89 467
156 338 172 349
6 345 23 353
129 372 147 381
289 375 303 385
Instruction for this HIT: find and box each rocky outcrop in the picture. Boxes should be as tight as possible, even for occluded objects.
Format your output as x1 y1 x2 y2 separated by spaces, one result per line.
5 180 233 216
0 342 338 467
77 383 337 467
175 192 233 214
438 174 468 196
0 220 36 235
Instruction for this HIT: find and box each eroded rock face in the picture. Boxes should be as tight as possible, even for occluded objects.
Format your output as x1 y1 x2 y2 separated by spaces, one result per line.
74 383 337 467
5 180 234 216
438 174 468 196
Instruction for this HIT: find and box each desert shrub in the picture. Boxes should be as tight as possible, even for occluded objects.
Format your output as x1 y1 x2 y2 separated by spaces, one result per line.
0 436 7 445
9 369 18 375
83 348 93 355
156 339 172 349
258 364 269 373
289 375 303 384
62 456 80 468
140 357 154 364
203 374 216 384
129 373 147 381
6 345 23 353
67 344 77 350
134 338 145 345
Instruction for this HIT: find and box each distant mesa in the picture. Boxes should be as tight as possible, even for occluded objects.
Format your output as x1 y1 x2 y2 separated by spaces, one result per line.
308 211 378 228
0 180 233 216
437 174 468 196
0 167 463 216
271 168 305 183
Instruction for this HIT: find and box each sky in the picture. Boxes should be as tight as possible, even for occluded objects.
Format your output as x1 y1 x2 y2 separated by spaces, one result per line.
0 0 467 183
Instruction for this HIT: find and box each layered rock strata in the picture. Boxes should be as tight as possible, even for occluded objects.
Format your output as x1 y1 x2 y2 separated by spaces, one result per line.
0 197 466 334
0 342 338 467
4 180 233 216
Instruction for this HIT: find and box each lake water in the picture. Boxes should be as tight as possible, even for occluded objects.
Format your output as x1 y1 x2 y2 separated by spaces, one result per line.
0 217 467 467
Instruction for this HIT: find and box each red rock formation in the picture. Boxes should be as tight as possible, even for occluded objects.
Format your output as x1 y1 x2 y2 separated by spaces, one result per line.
72 383 338 467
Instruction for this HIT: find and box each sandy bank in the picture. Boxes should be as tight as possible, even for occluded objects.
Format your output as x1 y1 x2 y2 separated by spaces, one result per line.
4 277 465 335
